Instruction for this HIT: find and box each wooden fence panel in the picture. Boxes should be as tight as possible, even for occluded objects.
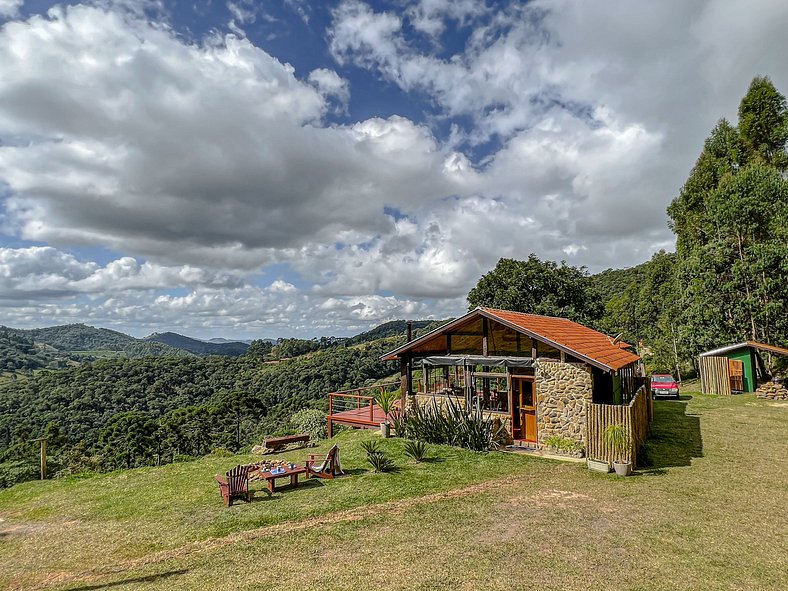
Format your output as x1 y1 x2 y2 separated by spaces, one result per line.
585 386 651 467
699 356 732 395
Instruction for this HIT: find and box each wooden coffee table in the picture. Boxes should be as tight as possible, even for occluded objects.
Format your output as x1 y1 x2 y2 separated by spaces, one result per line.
254 466 307 493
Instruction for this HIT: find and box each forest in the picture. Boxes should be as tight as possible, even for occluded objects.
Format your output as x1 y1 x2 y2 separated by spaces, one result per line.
1 76 786 489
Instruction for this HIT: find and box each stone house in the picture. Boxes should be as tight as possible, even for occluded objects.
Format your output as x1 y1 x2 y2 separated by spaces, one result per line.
380 307 642 449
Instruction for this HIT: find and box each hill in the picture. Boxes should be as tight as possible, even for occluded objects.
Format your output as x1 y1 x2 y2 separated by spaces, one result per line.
144 331 250 355
4 324 188 359
0 330 72 374
0 337 397 485
344 320 440 346
205 337 256 345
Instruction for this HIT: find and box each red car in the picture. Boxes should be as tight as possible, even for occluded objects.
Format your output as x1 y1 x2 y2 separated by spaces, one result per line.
650 374 680 399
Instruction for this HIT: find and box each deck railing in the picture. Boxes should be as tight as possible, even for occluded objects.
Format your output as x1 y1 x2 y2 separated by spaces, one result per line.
327 382 400 436
585 385 652 467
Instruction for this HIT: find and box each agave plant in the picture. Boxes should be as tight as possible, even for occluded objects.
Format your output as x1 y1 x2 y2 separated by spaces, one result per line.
389 409 408 438
403 439 427 463
360 439 382 455
361 439 394 472
401 396 497 452
366 450 395 473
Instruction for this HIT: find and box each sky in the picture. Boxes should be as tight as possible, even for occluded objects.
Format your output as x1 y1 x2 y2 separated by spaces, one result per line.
1 0 788 340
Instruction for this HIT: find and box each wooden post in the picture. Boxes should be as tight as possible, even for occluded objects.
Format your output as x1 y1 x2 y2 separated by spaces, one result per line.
31 437 47 480
406 354 413 397
400 357 408 410
482 317 489 357
531 338 538 360
40 439 46 480
446 334 452 355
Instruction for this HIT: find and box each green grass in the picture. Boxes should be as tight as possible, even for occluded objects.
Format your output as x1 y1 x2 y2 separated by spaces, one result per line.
1 393 787 590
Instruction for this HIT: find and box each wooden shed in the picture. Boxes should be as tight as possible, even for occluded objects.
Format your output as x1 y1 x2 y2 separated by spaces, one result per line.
699 341 788 395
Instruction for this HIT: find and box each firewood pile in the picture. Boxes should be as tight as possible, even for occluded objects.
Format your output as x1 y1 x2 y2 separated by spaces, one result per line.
756 380 788 400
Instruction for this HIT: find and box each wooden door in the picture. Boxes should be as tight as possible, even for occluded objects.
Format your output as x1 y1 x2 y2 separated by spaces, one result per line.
519 380 537 443
729 359 744 392
511 378 537 443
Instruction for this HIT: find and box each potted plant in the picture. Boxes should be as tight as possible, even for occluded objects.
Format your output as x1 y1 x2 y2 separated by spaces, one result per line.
586 457 611 473
603 424 632 476
375 389 399 438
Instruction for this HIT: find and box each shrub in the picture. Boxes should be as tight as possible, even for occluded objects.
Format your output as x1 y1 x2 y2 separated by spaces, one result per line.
403 439 427 463
209 447 234 457
400 396 500 452
0 460 39 489
544 435 584 454
290 408 329 440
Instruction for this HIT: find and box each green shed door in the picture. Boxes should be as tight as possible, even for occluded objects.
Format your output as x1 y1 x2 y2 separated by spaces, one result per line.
726 349 756 392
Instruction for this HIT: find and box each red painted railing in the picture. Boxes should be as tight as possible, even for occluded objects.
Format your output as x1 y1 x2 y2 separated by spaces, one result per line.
326 382 400 436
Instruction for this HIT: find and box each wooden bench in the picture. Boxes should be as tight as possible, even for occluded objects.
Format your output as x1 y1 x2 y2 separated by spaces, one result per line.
263 433 310 452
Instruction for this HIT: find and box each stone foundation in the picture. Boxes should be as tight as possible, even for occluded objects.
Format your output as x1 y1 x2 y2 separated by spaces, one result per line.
535 361 593 449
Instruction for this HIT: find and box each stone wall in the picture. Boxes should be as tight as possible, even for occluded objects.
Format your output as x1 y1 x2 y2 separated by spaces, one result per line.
535 361 593 448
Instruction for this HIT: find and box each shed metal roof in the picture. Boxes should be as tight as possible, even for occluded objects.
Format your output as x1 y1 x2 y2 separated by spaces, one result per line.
700 340 788 358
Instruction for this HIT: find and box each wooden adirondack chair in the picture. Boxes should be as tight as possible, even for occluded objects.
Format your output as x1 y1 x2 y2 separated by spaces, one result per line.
305 444 343 479
215 464 253 506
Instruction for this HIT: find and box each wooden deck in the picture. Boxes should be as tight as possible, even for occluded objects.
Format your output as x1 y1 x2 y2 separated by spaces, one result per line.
326 383 401 437
327 404 388 427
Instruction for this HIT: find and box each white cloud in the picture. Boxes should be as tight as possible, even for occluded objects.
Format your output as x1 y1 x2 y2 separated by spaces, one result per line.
0 246 241 300
406 0 487 39
0 4 463 269
307 68 350 113
0 0 22 19
2 0 788 336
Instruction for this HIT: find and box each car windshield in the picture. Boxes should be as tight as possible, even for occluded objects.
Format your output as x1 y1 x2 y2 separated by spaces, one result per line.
651 376 675 383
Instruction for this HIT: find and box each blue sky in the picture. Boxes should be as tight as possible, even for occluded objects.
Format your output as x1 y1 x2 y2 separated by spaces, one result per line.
1 0 787 339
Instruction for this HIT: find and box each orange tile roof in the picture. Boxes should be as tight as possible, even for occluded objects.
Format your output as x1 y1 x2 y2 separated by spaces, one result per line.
481 308 640 371
382 307 640 372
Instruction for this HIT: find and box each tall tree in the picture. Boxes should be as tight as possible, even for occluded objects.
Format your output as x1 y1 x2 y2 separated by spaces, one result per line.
467 255 603 324
668 75 788 363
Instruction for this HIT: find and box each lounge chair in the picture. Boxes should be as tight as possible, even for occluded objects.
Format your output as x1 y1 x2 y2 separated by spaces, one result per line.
305 444 343 479
215 464 253 506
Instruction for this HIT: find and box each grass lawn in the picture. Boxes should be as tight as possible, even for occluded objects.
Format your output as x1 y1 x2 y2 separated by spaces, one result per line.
1 393 786 590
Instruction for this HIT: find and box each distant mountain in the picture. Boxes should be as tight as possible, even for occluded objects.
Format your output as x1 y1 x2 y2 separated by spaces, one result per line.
144 332 249 356
204 337 255 345
3 324 188 358
344 320 440 346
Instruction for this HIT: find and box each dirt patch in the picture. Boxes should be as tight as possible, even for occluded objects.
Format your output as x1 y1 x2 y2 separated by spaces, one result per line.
0 521 51 539
472 489 604 545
